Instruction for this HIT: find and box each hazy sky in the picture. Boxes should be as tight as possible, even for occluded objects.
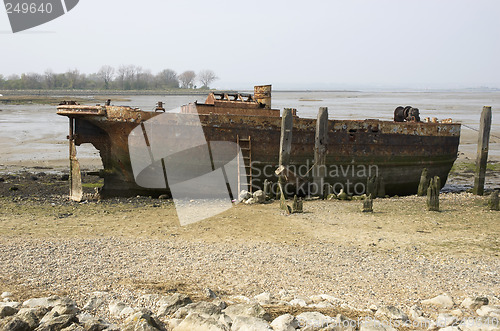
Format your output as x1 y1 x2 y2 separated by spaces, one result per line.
1 0 499 89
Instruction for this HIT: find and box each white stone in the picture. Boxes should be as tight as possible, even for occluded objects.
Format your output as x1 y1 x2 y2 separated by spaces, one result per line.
223 303 269 321
421 293 455 309
1 292 12 299
231 315 273 330
476 305 500 318
108 300 135 317
461 297 489 310
173 312 229 331
436 313 457 328
359 320 397 331
270 313 298 331
254 292 273 305
296 312 335 329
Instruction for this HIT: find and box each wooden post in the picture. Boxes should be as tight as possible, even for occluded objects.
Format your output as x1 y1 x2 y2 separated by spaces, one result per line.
417 168 429 196
292 195 303 213
278 108 294 199
488 190 499 211
263 179 271 200
362 194 373 212
473 106 492 195
427 176 440 211
313 107 328 197
377 176 386 198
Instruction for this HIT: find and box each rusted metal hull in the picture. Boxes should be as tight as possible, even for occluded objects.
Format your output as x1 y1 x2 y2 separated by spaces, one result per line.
57 104 460 197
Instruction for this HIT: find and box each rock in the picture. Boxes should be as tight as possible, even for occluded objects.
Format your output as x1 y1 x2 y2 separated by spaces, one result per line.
0 306 18 318
173 312 229 331
245 198 257 205
0 302 22 309
60 323 84 331
122 310 163 331
408 305 424 320
173 301 222 319
450 309 463 317
319 294 342 305
166 318 184 330
156 293 192 316
34 314 77 331
476 305 500 318
40 309 60 324
359 320 397 331
254 292 273 305
205 288 217 299
108 301 135 317
253 190 266 203
83 293 108 311
374 305 409 321
53 304 80 315
1 292 12 299
238 190 252 202
212 299 227 310
436 313 457 327
369 305 378 312
0 316 31 331
82 317 112 331
231 315 273 330
23 296 75 309
16 307 47 328
338 189 348 200
438 327 460 331
461 297 489 310
421 293 455 309
270 314 298 331
296 312 334 330
289 299 307 307
223 303 270 321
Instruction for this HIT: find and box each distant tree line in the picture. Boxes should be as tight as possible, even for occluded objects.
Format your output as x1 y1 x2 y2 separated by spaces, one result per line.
0 66 218 90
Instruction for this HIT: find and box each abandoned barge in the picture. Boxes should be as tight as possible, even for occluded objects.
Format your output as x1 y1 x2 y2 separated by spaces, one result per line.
57 85 461 200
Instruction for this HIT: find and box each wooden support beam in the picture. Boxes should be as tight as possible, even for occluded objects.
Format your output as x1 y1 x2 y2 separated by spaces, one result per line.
313 107 328 197
473 106 492 195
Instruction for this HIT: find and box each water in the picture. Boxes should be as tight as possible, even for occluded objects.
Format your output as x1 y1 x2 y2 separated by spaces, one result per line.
0 91 499 170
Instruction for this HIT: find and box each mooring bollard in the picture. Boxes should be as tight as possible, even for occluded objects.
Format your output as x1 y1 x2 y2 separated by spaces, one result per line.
427 176 440 211
363 194 373 212
313 107 328 197
473 106 492 195
418 168 429 196
488 190 499 211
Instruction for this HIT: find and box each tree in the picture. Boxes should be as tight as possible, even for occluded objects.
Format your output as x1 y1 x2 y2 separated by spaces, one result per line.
156 69 179 89
97 65 115 89
44 70 56 89
179 70 196 89
198 69 218 88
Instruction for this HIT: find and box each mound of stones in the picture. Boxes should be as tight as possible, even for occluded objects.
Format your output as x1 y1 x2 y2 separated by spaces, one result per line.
1 290 499 330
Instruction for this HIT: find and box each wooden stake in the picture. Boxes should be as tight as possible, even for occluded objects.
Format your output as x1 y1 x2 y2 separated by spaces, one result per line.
417 168 429 196
427 176 440 211
363 194 373 212
488 190 499 211
278 108 294 200
473 106 492 195
313 107 328 197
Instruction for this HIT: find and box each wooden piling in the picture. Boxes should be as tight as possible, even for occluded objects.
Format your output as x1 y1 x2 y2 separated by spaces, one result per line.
362 194 373 212
427 176 440 211
473 106 492 195
278 108 294 199
489 190 499 211
417 168 429 196
313 107 328 197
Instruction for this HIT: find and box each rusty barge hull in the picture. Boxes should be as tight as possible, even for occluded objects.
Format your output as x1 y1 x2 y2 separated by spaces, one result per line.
58 102 460 197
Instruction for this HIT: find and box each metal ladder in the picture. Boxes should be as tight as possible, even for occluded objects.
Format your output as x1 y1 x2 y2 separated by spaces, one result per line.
237 135 253 193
